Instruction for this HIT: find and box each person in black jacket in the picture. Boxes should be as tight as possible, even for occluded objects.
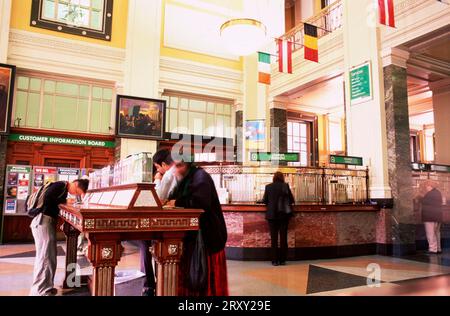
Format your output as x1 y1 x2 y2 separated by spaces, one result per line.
262 172 295 266
166 157 228 296
29 179 89 296
421 181 443 254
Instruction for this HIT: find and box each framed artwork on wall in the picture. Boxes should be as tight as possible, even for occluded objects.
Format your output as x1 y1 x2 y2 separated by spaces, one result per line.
115 95 167 140
0 64 16 135
30 0 114 41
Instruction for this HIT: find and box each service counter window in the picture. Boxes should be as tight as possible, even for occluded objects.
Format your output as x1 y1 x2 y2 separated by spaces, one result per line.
13 73 114 135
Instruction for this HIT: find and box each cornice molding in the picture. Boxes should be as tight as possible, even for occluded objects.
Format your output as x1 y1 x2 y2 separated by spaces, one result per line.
159 56 243 101
382 47 410 68
7 29 125 82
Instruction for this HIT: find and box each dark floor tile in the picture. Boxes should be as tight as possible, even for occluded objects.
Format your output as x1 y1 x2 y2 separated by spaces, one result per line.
306 265 377 294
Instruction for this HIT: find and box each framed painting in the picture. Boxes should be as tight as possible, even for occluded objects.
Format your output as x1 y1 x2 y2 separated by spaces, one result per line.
0 64 16 135
116 95 166 140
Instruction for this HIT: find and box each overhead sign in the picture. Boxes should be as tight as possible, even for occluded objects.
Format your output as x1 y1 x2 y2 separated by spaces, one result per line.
350 61 372 105
250 152 300 162
330 155 363 166
8 133 115 148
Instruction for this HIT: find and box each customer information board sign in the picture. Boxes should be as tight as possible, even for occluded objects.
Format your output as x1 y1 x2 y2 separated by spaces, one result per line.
350 61 373 105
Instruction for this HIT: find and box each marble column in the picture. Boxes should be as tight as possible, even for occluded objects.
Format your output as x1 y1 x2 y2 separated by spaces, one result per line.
269 101 288 166
383 55 415 255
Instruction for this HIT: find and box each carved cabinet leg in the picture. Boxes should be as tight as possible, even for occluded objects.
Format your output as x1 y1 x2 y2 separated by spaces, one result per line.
152 232 184 296
62 222 80 289
87 234 123 296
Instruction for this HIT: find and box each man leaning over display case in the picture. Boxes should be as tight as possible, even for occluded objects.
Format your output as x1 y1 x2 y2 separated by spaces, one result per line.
29 179 89 296
138 149 179 296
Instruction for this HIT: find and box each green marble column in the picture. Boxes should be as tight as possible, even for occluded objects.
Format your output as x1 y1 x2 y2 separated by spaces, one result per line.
235 110 243 163
269 108 288 154
384 64 415 256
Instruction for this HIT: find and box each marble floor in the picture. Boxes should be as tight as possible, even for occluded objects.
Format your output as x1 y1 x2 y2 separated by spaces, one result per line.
1 242 449 296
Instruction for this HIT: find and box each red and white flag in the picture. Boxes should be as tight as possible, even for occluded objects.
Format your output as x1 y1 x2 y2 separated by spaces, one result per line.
277 39 293 74
378 0 395 28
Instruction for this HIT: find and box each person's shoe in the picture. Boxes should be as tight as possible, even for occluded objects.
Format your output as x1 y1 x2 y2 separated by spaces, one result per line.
425 251 438 255
271 261 279 266
279 261 286 266
437 251 443 254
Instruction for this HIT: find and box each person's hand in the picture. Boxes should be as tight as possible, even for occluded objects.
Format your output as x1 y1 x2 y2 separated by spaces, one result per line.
165 200 176 208
154 172 162 181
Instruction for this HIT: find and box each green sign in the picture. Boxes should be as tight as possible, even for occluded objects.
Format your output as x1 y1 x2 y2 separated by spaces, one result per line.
8 133 115 148
350 62 372 105
7 166 32 173
250 152 300 162
330 155 363 166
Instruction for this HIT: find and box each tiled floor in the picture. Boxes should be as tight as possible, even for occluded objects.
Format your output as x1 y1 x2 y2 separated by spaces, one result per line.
1 242 449 296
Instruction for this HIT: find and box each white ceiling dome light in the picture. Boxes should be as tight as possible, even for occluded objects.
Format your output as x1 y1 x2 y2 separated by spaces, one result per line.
220 18 268 56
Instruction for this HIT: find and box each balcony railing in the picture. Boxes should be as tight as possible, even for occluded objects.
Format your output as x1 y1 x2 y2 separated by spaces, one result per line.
281 0 343 53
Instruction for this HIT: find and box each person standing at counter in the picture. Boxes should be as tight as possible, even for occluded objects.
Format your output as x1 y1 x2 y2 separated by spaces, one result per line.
166 157 228 296
421 181 443 254
262 172 294 266
29 179 89 296
139 149 179 296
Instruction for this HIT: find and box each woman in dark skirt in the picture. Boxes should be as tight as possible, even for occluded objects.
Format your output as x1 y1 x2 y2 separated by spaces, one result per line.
166 158 228 296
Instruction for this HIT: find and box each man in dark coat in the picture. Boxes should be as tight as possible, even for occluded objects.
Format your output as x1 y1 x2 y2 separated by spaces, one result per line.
421 181 443 254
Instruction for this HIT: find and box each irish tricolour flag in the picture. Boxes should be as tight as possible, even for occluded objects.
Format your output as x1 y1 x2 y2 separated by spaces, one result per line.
258 52 271 85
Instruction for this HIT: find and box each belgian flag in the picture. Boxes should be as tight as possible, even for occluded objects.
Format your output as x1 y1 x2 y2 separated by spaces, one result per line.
304 23 318 63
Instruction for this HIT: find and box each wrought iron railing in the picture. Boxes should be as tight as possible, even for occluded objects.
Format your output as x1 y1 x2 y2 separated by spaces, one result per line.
280 0 343 53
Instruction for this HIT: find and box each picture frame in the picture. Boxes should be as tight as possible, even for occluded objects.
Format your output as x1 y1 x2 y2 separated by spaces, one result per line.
0 63 16 135
30 0 114 41
115 95 166 140
245 120 266 150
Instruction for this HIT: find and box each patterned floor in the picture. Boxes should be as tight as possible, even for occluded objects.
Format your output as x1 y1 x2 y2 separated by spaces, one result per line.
0 242 449 296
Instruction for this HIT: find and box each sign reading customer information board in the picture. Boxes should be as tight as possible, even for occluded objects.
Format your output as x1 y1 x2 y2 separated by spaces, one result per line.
350 61 372 105
330 155 363 166
250 152 300 162
8 133 115 148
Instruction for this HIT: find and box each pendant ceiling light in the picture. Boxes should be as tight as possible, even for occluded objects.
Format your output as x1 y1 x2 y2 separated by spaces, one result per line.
220 18 267 56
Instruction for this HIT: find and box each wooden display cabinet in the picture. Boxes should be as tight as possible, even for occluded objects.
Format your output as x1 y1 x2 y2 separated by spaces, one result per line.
59 183 203 296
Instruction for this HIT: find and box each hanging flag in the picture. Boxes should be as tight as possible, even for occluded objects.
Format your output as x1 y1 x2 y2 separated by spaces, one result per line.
258 52 271 85
277 39 293 74
304 23 318 63
378 0 395 28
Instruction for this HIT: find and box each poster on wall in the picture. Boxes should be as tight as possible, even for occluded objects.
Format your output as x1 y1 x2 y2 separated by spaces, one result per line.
3 165 32 215
32 167 58 193
349 61 373 105
116 95 166 140
245 120 266 150
0 64 16 134
57 168 80 182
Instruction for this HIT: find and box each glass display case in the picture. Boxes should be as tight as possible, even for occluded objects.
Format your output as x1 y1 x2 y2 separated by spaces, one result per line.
82 183 162 209
89 152 153 189
202 165 369 205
